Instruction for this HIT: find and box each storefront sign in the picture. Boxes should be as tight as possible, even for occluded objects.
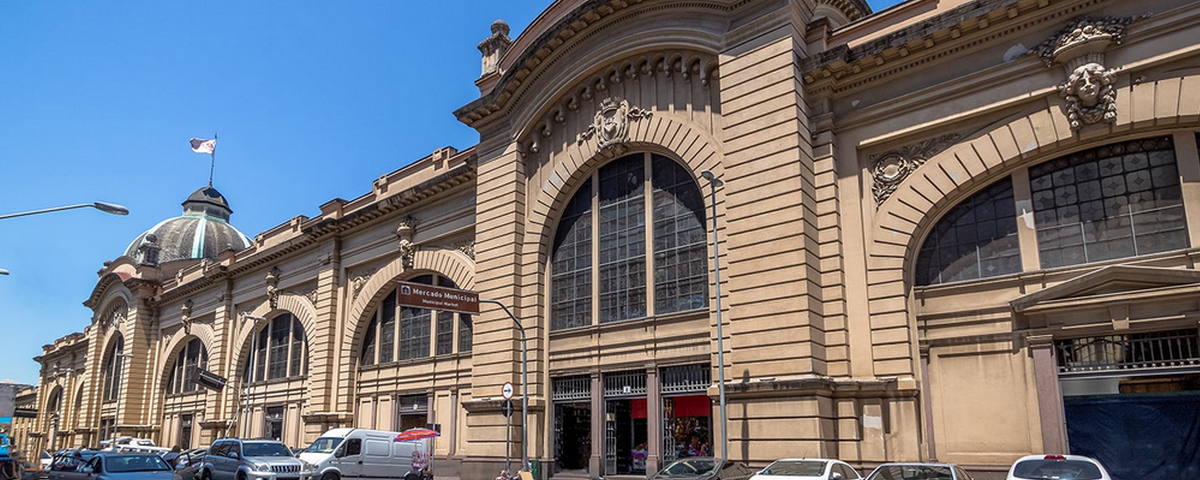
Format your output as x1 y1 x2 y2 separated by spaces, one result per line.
396 281 480 314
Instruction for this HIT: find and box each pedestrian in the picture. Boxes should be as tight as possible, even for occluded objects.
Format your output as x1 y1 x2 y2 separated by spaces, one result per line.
162 446 181 466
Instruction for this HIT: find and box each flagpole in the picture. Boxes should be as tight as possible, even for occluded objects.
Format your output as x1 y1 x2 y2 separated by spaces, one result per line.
209 132 217 186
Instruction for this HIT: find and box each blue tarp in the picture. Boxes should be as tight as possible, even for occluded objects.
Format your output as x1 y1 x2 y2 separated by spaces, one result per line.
1064 391 1200 480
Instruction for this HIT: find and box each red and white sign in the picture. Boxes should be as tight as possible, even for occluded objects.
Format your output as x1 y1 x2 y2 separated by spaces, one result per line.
502 382 514 400
396 281 480 315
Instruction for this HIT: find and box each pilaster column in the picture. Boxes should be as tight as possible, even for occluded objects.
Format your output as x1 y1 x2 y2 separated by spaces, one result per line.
645 365 661 477
589 373 603 475
1028 335 1066 454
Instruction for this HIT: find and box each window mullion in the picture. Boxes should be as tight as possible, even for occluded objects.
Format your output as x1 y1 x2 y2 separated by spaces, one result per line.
643 152 655 317
591 170 600 327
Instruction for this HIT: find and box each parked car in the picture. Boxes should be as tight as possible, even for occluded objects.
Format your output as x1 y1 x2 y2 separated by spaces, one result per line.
650 457 756 480
200 439 315 480
174 448 209 480
47 449 100 480
298 428 429 480
751 459 861 480
1006 454 1110 480
864 463 973 480
39 451 53 472
52 453 175 480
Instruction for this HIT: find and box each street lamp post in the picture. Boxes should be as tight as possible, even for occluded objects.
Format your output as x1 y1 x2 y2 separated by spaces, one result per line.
0 202 129 220
479 299 527 473
240 314 270 438
700 170 728 461
112 353 134 444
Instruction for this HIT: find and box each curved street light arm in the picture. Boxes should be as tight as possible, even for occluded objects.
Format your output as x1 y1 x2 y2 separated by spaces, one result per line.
0 202 129 220
479 298 529 472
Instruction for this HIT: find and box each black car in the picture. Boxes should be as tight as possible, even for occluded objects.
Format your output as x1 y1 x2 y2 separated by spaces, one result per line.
47 449 99 479
651 457 756 480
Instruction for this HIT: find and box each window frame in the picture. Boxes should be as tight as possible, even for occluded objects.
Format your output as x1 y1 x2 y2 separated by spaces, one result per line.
359 274 473 368
549 152 709 331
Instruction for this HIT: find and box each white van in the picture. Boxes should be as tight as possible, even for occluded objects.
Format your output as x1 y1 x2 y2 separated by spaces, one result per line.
299 429 430 480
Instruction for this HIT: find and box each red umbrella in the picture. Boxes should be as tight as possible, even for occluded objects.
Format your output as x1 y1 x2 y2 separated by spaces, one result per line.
394 428 440 442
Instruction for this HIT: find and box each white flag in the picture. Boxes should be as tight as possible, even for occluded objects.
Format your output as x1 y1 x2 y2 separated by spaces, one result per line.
190 138 216 154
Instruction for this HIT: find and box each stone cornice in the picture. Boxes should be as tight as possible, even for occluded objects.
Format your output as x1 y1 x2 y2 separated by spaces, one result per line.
456 0 861 130
803 0 1107 95
722 375 918 398
152 161 477 306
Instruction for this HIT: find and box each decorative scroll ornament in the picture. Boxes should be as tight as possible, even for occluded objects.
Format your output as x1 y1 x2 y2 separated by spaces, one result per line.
453 240 476 261
870 134 961 206
1033 17 1136 131
181 299 194 334
266 267 281 310
303 288 319 306
351 268 377 300
578 98 651 150
396 216 419 270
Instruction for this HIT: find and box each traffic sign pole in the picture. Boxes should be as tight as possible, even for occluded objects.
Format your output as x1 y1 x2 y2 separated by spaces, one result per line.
482 299 528 473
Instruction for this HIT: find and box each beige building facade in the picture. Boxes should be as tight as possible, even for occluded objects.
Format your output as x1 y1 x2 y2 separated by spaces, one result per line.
30 0 1200 478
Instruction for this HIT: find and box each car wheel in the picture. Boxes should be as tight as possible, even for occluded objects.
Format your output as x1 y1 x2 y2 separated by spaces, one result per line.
237 473 247 480
321 473 339 480
200 470 211 480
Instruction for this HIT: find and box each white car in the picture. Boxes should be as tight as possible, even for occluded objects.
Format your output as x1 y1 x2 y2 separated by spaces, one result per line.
751 459 861 480
1006 454 1111 480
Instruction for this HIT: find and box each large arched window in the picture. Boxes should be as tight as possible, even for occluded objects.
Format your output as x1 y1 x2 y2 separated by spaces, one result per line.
550 153 708 331
101 335 125 402
360 274 473 366
915 136 1188 286
1031 136 1186 268
45 388 62 416
166 338 208 394
245 314 307 383
916 179 1020 286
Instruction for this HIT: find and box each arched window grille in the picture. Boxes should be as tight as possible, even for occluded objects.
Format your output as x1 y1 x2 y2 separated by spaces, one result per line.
916 179 1020 285
550 152 708 330
1032 136 1186 268
102 335 125 402
360 274 473 366
167 338 208 394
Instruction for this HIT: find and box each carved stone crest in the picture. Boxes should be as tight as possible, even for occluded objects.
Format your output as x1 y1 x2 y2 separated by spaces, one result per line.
871 134 961 206
181 299 194 334
266 267 281 310
579 98 651 150
1033 17 1136 131
396 216 419 270
106 302 127 330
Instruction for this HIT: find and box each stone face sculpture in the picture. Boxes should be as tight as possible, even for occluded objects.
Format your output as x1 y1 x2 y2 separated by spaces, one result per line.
1033 16 1137 131
1059 62 1117 130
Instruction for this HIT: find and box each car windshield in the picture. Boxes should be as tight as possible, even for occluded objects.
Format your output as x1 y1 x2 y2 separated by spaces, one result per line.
243 442 293 457
1012 460 1103 480
106 455 171 473
660 458 720 477
761 461 827 477
303 437 344 454
867 465 954 480
41 452 52 460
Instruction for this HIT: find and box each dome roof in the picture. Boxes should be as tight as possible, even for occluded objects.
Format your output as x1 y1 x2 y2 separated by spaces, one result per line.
125 186 253 264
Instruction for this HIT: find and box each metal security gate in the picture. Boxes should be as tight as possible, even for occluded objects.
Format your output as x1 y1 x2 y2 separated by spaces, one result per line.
603 371 646 475
1056 329 1200 480
552 376 591 472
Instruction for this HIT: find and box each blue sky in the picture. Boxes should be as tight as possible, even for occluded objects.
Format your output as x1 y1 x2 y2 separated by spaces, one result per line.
0 1 900 385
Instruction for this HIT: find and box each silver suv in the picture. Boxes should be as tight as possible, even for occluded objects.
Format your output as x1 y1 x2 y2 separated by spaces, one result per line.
200 439 314 480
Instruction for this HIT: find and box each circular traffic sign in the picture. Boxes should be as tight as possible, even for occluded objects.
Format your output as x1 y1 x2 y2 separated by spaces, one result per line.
502 381 514 400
